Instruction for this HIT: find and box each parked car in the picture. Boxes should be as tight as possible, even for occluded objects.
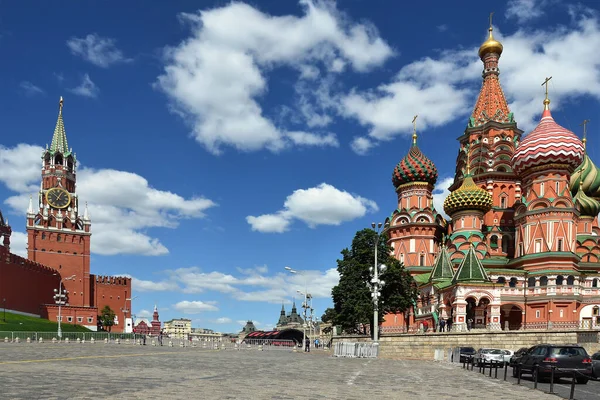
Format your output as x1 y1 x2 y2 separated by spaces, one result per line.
512 344 592 384
509 347 533 367
474 348 505 366
501 349 514 366
458 346 476 363
591 351 600 378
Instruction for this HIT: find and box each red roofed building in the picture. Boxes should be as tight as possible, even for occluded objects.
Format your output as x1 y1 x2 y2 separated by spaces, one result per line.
133 305 162 336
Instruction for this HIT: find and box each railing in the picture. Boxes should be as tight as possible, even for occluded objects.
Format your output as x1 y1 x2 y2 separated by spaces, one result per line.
0 332 297 351
333 342 379 358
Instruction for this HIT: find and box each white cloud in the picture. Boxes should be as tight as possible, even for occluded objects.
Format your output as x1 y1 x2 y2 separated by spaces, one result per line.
136 309 152 318
0 144 217 256
505 0 546 23
67 33 131 68
286 132 338 147
133 277 179 292
129 265 339 304
350 137 374 155
8 231 27 258
173 300 218 314
155 0 392 154
214 317 232 324
246 183 377 232
432 177 454 220
340 13 600 147
69 74 99 98
19 81 44 97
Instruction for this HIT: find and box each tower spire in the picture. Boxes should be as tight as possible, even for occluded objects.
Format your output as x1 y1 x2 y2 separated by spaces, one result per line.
50 96 71 155
541 76 552 113
581 119 590 151
412 115 418 146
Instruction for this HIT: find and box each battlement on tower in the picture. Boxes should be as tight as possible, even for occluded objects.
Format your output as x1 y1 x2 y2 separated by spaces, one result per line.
93 275 131 286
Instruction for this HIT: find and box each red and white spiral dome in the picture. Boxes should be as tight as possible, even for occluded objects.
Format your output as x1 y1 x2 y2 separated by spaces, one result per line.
512 100 584 176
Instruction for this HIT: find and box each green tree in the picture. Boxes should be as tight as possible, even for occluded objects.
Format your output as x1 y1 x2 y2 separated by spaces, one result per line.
99 305 116 332
320 307 337 334
331 228 417 336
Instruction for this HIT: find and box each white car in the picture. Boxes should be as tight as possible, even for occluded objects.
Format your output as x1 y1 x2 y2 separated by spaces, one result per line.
474 348 505 366
501 350 514 366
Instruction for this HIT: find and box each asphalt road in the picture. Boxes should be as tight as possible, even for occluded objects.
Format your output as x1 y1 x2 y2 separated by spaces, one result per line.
0 342 559 399
455 362 600 400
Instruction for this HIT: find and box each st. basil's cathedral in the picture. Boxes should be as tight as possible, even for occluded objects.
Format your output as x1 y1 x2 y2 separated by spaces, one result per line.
382 23 600 333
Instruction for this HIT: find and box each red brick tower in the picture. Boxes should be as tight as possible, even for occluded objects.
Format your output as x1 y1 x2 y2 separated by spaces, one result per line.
26 97 92 307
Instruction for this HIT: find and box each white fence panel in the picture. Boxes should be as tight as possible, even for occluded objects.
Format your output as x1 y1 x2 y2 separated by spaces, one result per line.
334 342 379 358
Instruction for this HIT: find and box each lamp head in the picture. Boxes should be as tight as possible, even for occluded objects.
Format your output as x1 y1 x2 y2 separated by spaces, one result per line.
378 222 382 228
371 222 376 228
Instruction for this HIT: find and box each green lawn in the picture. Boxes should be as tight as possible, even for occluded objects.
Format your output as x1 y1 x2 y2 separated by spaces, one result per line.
0 311 91 332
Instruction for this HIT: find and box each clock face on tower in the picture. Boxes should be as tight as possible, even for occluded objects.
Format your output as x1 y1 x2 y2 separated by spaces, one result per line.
46 187 71 209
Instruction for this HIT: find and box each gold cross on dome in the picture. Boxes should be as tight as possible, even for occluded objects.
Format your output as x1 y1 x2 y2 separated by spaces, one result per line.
412 115 418 133
580 119 590 138
541 76 552 100
489 12 494 29
59 96 64 114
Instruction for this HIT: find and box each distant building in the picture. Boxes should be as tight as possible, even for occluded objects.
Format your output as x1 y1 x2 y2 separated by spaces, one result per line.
275 301 304 330
241 320 257 333
163 318 192 338
133 305 161 336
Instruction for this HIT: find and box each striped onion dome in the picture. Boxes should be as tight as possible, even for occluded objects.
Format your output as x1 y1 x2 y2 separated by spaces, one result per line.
443 173 493 216
512 102 584 176
392 134 438 188
571 153 600 199
573 185 600 217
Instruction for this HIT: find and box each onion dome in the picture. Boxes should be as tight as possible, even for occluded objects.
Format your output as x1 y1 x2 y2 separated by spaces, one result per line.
443 173 493 216
574 184 600 217
392 132 438 188
512 97 584 176
571 150 600 199
478 25 503 59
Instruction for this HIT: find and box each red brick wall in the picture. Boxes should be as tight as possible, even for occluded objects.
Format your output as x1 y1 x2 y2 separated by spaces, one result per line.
93 276 132 333
0 246 60 315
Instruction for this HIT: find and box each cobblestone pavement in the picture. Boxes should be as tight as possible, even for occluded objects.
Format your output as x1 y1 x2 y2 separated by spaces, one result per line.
0 343 561 399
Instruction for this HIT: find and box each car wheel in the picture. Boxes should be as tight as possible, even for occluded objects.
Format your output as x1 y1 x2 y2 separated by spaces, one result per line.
576 378 588 385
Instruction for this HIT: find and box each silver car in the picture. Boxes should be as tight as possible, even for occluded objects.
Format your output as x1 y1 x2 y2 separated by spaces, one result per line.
474 348 505 366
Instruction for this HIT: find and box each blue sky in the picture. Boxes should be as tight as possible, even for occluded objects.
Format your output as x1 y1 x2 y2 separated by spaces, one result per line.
2 0 600 333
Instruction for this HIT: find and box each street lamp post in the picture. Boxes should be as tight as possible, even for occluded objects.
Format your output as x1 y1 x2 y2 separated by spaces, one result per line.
53 274 76 339
369 222 388 342
285 266 310 351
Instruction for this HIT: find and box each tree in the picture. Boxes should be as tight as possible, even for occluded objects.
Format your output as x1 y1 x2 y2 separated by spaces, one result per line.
320 307 337 334
331 228 417 336
99 305 116 332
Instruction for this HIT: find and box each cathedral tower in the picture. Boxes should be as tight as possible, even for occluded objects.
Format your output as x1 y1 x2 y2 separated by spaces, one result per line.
387 117 445 267
26 97 92 307
449 19 523 259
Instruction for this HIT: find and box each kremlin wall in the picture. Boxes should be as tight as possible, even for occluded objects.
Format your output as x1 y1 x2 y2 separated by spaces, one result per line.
0 98 131 332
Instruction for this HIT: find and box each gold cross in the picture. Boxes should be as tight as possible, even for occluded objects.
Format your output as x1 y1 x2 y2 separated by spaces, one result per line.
541 76 552 100
489 12 494 29
580 119 590 139
412 115 418 132
59 96 64 115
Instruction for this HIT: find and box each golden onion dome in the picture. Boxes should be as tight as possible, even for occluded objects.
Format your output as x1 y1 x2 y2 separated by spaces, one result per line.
443 174 493 216
478 26 503 59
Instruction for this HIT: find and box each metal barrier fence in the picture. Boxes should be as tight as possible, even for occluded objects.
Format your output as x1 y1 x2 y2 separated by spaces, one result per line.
333 342 379 358
0 332 296 351
459 355 600 400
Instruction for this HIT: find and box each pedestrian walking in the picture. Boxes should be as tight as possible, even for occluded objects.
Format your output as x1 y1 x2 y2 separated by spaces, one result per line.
467 318 473 331
305 338 310 352
439 318 446 332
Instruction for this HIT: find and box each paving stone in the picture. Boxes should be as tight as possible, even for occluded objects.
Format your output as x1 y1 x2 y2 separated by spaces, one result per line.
0 343 558 399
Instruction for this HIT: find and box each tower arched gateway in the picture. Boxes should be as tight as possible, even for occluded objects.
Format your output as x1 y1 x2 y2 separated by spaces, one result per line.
381 20 600 334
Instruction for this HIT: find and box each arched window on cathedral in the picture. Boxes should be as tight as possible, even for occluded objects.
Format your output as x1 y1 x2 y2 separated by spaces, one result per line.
500 195 507 209
509 277 518 288
540 182 545 196
497 277 506 285
57 234 62 242
540 276 548 286
593 279 598 288
527 276 536 287
556 275 564 285
41 232 46 240
555 181 560 194
490 235 498 249
566 275 575 285
419 254 425 266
